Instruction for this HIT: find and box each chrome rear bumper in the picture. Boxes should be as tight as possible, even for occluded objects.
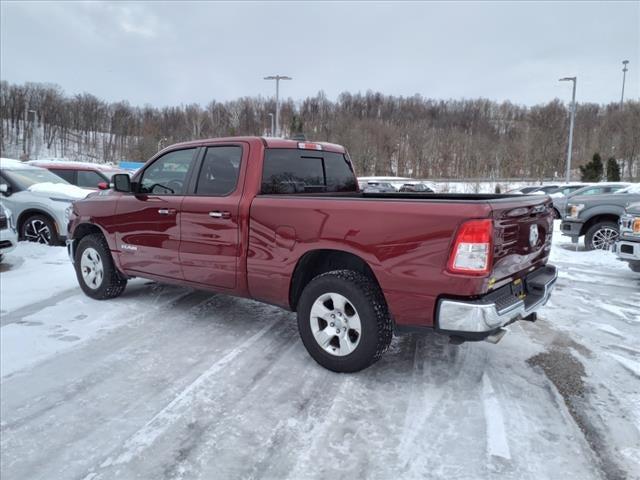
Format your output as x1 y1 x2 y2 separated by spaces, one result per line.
436 265 557 337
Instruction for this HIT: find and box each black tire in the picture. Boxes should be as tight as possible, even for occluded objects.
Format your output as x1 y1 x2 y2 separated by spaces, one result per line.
74 233 127 300
552 208 561 220
628 261 640 273
296 270 393 373
585 221 619 251
20 214 59 245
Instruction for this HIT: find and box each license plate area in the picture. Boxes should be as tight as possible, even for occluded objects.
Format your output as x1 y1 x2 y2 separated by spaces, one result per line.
510 278 526 300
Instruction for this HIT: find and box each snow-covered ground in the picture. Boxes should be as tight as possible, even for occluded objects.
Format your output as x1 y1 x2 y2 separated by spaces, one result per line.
1 225 639 480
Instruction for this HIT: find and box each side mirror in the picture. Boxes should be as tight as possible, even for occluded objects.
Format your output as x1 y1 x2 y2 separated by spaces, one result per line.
112 174 132 193
0 183 11 196
97 181 109 190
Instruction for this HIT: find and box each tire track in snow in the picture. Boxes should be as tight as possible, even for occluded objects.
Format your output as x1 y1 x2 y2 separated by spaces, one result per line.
397 337 446 469
481 372 511 463
88 320 275 478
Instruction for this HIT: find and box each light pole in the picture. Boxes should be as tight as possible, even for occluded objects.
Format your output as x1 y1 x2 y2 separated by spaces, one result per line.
268 113 274 137
559 76 577 183
620 60 629 109
264 75 292 137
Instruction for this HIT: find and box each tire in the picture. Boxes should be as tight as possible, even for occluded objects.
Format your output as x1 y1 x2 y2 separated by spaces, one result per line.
552 208 561 220
585 221 619 251
20 214 58 245
296 270 393 373
74 233 127 300
628 261 640 273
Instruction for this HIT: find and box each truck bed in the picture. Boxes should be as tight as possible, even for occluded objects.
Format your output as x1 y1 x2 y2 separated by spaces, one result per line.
247 192 553 328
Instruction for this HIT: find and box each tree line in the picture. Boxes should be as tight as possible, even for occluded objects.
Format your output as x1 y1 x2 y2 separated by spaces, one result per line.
1 81 638 180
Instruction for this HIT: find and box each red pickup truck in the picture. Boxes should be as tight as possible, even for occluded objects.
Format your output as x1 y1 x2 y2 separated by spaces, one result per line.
67 137 557 372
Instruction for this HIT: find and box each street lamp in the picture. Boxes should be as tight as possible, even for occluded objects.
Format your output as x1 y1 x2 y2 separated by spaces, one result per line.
621 60 630 109
268 113 274 137
559 76 577 183
264 75 292 137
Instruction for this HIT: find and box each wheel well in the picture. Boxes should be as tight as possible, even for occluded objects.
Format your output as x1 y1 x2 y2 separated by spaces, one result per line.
73 223 104 242
289 249 381 311
17 209 58 237
580 214 619 236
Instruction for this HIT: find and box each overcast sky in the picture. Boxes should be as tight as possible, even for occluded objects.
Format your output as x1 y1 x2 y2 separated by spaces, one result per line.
1 1 638 107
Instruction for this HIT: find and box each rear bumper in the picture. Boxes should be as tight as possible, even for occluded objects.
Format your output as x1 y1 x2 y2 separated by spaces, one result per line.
436 265 557 339
612 239 640 261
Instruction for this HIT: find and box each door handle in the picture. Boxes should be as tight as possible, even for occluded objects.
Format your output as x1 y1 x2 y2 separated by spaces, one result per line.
158 208 176 215
209 211 231 219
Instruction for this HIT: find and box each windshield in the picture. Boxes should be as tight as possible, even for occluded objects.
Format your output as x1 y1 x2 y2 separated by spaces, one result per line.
617 184 640 194
5 168 71 189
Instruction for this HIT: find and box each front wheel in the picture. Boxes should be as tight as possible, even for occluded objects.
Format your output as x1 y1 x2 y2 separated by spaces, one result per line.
21 214 58 245
628 261 640 273
74 233 127 299
296 270 393 373
585 221 619 251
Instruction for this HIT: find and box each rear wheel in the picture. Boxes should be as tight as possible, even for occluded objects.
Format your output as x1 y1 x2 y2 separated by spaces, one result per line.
296 270 392 373
20 214 58 245
585 221 619 251
75 233 127 299
628 261 640 273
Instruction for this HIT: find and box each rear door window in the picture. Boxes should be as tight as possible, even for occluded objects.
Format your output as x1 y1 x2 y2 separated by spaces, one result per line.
261 149 356 194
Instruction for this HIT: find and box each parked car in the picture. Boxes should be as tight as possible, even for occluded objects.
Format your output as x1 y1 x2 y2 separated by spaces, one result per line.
362 181 396 193
398 182 435 193
0 158 92 245
612 202 640 272
67 137 557 372
28 160 128 190
561 183 640 250
553 183 630 220
0 204 18 262
507 184 558 195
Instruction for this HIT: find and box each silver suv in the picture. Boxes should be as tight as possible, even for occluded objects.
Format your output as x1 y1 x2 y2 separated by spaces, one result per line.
0 158 92 245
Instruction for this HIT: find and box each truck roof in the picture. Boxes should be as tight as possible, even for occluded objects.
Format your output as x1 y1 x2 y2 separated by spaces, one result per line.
166 137 346 154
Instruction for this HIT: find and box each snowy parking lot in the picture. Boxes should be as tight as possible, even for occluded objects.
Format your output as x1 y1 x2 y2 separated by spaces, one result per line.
1 224 639 480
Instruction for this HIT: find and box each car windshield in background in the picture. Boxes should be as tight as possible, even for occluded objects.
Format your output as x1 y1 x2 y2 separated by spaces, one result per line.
617 184 640 194
261 149 357 194
4 168 70 189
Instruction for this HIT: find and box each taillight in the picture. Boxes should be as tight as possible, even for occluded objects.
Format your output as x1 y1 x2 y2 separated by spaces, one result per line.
447 219 493 276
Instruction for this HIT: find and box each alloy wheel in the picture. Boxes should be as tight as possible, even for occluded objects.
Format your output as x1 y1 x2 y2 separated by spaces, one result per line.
24 219 52 244
592 227 618 250
309 292 362 356
80 247 104 289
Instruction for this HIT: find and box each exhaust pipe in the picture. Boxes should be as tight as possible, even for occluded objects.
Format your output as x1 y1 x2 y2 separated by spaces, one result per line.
484 327 508 344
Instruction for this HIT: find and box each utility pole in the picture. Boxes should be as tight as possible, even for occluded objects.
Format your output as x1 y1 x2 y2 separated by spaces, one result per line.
559 76 577 183
268 113 275 137
620 60 629 109
264 75 292 137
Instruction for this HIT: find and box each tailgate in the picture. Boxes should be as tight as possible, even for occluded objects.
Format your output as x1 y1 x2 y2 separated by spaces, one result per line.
490 196 554 286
